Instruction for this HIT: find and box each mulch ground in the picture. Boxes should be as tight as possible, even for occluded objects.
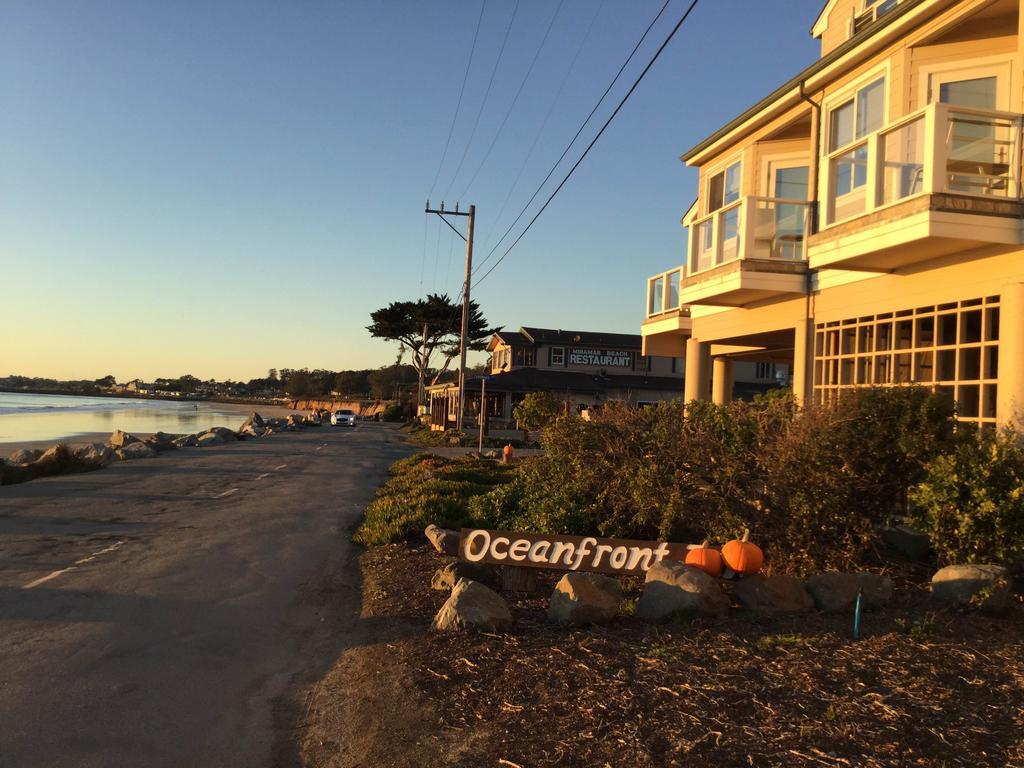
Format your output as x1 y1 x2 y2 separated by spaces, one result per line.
322 543 1024 768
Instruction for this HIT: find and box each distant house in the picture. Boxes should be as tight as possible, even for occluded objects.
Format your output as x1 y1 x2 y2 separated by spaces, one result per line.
426 325 785 431
123 379 157 395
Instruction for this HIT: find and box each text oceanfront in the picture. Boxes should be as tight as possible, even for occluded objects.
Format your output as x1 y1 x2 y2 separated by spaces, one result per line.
459 528 691 576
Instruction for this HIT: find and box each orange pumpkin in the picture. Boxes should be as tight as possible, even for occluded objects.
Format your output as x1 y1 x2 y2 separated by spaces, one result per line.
721 530 763 575
685 539 722 578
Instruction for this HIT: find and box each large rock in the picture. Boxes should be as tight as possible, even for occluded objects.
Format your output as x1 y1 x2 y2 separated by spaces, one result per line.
144 432 178 452
804 572 893 612
117 442 158 460
882 524 932 560
424 524 460 556
208 426 238 441
431 561 499 591
548 572 622 626
109 430 142 450
432 579 512 632
34 444 69 464
7 448 42 467
636 560 730 621
173 434 199 448
286 414 304 428
73 443 115 467
241 412 266 431
932 564 1012 612
197 431 226 447
735 574 814 614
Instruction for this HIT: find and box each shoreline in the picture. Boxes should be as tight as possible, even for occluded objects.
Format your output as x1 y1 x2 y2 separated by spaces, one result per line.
0 401 302 456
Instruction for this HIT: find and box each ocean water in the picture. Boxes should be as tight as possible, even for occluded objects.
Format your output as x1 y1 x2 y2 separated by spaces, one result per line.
0 392 255 444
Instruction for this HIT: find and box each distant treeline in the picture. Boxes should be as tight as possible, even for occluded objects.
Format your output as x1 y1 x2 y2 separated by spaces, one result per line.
1 364 470 401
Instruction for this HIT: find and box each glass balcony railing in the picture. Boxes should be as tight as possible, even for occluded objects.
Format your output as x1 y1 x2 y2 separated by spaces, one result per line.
646 267 683 318
824 102 1023 226
687 196 811 275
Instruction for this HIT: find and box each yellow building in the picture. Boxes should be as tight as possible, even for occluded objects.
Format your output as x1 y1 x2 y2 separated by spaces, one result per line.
642 0 1024 428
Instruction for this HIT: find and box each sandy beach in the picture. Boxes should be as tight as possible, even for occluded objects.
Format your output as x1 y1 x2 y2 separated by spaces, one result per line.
0 400 303 456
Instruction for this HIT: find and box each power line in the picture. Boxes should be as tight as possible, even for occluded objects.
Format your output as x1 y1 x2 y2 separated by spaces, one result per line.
480 0 606 254
474 0 700 289
442 0 520 200
457 0 565 201
426 0 486 201
474 0 673 274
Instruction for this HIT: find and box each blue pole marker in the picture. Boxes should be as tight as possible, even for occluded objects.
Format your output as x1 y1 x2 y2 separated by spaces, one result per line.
853 588 863 640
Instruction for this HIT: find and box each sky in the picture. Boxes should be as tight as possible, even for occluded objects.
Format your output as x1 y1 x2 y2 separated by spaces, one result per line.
1 0 823 382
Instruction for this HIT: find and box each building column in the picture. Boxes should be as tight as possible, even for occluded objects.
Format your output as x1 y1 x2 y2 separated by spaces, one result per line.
998 283 1024 428
684 337 711 403
712 357 734 405
792 318 813 408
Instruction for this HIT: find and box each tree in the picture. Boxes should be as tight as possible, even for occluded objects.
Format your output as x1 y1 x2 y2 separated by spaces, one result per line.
366 293 499 405
284 369 314 398
94 375 117 388
513 391 565 431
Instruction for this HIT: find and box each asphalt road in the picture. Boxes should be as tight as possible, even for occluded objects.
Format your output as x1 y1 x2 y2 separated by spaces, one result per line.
0 422 409 768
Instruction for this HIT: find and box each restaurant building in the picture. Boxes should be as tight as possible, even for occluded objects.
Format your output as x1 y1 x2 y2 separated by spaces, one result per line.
426 326 784 430
642 0 1024 428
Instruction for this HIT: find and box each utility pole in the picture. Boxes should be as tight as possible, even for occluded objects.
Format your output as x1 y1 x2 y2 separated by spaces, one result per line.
424 200 475 432
416 322 428 412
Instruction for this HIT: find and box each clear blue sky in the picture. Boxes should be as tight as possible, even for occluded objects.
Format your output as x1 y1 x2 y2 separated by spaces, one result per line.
1 0 822 382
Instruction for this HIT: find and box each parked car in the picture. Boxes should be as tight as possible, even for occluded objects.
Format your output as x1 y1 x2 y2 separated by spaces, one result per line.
330 408 357 427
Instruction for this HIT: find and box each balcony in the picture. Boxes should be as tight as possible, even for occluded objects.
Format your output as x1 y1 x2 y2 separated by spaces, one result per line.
811 103 1024 271
682 196 811 307
642 267 691 353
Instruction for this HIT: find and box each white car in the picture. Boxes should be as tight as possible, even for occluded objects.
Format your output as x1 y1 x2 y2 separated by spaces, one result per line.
330 409 357 427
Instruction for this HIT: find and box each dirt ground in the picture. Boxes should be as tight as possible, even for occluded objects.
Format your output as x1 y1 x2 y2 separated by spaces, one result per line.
299 543 1024 768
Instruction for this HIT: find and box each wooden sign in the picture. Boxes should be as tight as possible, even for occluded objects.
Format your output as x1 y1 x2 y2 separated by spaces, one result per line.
459 528 691 576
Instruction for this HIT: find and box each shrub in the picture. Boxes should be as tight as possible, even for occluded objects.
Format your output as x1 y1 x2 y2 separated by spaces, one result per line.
513 391 565 431
468 386 956 574
381 404 404 422
910 428 1024 572
353 453 514 545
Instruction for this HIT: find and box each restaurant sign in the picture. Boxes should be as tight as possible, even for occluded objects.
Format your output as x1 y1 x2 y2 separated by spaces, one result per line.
459 528 690 576
567 348 633 368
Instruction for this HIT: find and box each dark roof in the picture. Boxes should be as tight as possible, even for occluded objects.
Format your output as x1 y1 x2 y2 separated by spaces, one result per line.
519 327 641 349
493 330 530 346
463 367 682 395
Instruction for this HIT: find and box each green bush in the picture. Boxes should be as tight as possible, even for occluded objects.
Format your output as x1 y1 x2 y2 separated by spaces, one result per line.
381 404 404 422
513 391 565 431
910 428 1024 572
467 387 956 574
353 452 514 545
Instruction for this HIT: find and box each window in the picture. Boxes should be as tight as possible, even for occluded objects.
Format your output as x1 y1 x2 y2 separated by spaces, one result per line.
550 347 565 366
814 296 1000 426
755 362 776 380
827 76 885 221
829 77 884 153
853 0 899 35
707 160 741 213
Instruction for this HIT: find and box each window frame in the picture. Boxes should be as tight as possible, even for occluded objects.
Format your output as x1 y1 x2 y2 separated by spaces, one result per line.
550 346 565 366
702 154 743 216
821 65 890 226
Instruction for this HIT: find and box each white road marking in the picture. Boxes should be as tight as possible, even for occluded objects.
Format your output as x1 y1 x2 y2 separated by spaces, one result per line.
255 472 271 480
274 464 288 470
22 540 125 590
214 488 239 499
